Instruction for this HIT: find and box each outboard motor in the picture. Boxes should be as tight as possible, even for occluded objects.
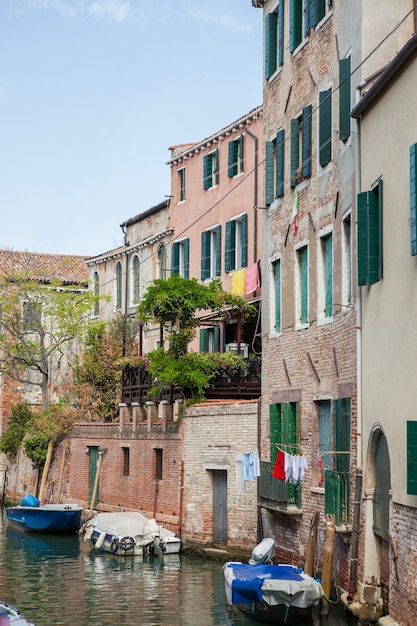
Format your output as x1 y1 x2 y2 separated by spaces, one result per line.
249 537 276 564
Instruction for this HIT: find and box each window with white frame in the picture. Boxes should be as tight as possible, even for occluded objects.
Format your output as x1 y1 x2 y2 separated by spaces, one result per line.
203 149 219 190
201 226 221 280
228 136 244 177
115 262 122 310
225 214 248 272
295 244 308 326
171 238 190 278
131 255 140 304
178 167 186 202
318 230 333 320
341 212 352 307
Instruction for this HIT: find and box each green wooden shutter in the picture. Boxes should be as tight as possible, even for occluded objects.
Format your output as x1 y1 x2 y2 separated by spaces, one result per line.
201 231 210 280
265 12 278 79
214 148 219 186
410 144 417 255
215 225 221 276
270 404 282 462
213 325 220 352
357 182 382 286
241 213 248 268
225 220 234 272
274 259 281 331
407 421 417 495
319 88 332 166
276 130 285 198
228 140 238 177
184 238 190 278
266 141 275 205
171 242 180 276
324 234 333 317
302 105 312 178
309 0 325 28
300 247 308 324
203 154 210 190
339 57 351 142
278 1 285 66
325 470 344 525
290 118 300 187
116 262 122 309
334 398 350 475
289 0 303 52
199 328 209 352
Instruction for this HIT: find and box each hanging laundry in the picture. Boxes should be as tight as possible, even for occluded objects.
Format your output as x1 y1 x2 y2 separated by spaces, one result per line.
235 454 246 491
245 261 260 294
243 452 255 481
253 450 261 478
231 268 246 295
272 449 286 480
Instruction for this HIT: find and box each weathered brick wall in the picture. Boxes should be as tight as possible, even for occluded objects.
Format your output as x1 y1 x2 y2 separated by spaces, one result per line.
181 399 259 550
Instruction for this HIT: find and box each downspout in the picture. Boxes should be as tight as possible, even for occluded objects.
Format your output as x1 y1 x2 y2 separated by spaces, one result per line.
244 127 259 263
353 92 362 471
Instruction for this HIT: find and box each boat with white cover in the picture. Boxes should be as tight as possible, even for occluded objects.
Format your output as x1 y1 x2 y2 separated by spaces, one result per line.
82 511 181 556
0 601 35 625
224 538 323 624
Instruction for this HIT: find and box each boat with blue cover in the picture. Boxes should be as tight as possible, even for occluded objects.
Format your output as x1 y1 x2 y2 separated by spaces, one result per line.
224 538 323 624
6 495 83 533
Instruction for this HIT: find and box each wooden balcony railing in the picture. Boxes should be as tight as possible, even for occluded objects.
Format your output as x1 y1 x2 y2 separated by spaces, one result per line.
258 461 302 511
121 358 261 405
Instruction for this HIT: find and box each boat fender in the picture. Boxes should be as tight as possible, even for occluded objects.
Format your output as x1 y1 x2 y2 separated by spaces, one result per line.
84 525 94 542
110 538 120 554
119 536 135 551
95 530 107 550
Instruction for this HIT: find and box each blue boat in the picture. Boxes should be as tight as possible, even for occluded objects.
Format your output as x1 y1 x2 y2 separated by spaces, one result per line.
6 502 84 533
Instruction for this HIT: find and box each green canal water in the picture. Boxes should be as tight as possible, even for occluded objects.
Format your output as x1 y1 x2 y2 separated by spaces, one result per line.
0 512 354 626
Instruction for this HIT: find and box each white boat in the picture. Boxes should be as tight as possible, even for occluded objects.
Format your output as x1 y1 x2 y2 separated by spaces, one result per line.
82 511 181 556
224 538 323 625
0 600 35 625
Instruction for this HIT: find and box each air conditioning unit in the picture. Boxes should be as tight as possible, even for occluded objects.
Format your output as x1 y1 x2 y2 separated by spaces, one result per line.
225 342 249 359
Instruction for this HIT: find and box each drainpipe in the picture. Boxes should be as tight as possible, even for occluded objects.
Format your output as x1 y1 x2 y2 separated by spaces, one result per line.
354 90 363 470
244 127 259 263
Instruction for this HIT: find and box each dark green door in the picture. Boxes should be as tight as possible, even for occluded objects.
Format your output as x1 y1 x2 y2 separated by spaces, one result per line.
373 433 390 540
88 447 100 509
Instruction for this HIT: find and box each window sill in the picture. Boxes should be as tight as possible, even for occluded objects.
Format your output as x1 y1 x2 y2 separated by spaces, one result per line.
258 501 303 517
335 524 352 535
311 487 325 495
317 316 333 327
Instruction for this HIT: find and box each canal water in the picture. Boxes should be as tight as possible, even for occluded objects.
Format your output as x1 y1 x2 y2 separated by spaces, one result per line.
0 512 353 626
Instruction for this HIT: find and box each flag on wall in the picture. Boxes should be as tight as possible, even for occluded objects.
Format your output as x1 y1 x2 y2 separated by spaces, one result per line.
291 185 299 235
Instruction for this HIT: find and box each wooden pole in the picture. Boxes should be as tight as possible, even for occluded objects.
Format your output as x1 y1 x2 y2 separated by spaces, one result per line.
320 514 335 615
57 446 67 503
38 441 53 505
88 451 103 518
305 510 319 576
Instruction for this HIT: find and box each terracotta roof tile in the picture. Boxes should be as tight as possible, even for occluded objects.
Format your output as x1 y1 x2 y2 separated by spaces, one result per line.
0 249 90 286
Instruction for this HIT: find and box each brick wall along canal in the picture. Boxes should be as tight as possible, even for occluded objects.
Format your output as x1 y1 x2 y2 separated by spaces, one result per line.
0 513 354 626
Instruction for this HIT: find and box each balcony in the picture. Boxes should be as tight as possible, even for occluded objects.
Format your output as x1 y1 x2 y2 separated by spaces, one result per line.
258 461 302 514
121 358 261 405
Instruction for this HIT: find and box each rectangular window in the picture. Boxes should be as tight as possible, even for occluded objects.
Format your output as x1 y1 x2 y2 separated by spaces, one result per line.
122 447 130 477
296 246 309 325
265 5 284 79
357 179 383 286
318 232 333 319
116 262 122 309
171 238 190 278
225 214 248 272
199 326 220 353
178 167 186 202
228 136 244 177
155 448 163 480
342 213 352 306
290 106 312 187
203 149 219 190
272 259 281 332
324 398 351 525
410 143 417 255
201 226 221 280
339 57 351 142
266 130 285 204
22 300 42 329
319 88 332 166
270 402 301 507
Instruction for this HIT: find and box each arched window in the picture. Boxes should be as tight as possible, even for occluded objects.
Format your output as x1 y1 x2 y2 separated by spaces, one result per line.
158 244 167 279
132 255 140 304
116 262 122 309
94 271 99 316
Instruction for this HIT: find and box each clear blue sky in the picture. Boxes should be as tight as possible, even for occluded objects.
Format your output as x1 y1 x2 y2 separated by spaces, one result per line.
0 1 263 257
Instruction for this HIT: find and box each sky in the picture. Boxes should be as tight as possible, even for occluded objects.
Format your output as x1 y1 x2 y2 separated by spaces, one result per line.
0 0 263 257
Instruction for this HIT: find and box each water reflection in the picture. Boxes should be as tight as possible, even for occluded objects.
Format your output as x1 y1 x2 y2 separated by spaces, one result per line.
0 513 352 626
